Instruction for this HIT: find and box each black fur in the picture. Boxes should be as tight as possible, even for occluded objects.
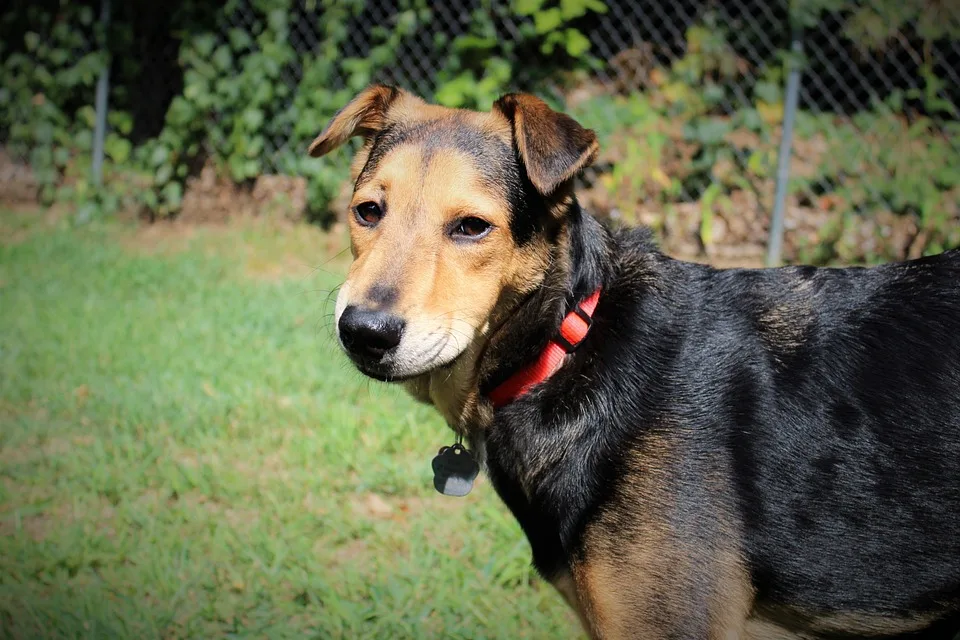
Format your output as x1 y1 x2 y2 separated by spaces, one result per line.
478 196 960 638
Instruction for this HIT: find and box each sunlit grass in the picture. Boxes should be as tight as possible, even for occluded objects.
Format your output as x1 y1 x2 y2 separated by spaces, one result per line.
0 210 579 639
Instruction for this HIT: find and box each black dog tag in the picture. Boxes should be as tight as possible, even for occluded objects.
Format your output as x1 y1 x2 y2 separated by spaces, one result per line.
431 443 479 497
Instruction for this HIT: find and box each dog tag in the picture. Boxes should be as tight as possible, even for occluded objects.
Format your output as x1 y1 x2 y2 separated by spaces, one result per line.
431 443 479 497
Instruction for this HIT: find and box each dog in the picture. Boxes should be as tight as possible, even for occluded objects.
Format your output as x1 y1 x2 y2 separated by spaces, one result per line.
309 85 960 639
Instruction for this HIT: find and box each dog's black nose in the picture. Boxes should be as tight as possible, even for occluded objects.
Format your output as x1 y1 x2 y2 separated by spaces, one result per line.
338 306 405 358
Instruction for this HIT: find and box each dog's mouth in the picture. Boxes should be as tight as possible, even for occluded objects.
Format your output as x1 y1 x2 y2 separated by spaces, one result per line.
339 327 473 383
348 356 418 383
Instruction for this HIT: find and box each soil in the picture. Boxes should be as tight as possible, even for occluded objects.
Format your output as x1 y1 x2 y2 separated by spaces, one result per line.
178 160 308 224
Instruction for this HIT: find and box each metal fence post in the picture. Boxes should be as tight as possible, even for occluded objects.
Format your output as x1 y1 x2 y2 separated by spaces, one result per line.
766 30 803 268
91 0 111 187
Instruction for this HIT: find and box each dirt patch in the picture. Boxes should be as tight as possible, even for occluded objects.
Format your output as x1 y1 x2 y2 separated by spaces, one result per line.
0 511 53 542
0 203 69 246
160 488 262 533
0 496 114 543
0 433 96 466
178 161 307 224
118 218 201 255
120 215 351 282
348 487 485 524
0 148 38 205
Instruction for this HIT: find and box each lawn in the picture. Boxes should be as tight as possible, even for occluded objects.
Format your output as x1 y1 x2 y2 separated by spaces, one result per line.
0 208 579 639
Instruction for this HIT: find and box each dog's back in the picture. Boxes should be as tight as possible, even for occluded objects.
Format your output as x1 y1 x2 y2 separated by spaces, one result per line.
658 244 960 635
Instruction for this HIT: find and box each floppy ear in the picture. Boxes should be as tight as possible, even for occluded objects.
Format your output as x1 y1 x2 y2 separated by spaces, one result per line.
308 84 406 158
493 93 599 196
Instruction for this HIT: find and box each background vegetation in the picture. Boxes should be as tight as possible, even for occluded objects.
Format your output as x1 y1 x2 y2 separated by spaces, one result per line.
1 0 958 264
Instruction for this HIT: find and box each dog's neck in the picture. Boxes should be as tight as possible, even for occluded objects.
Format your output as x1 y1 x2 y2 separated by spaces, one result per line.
404 193 611 437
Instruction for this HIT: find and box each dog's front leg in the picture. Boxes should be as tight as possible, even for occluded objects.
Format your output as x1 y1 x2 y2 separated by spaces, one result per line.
560 544 754 640
550 571 593 636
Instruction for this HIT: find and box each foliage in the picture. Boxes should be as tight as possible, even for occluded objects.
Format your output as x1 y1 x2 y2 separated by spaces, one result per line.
433 0 607 109
0 1 957 260
132 0 363 219
568 13 957 263
793 0 960 48
0 0 608 222
0 5 110 203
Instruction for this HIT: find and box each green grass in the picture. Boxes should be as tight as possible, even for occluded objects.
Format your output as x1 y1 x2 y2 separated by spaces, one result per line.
0 210 579 639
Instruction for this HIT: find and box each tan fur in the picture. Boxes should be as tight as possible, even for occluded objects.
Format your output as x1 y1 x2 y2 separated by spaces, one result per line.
743 619 807 640
570 436 754 640
755 606 949 637
552 571 592 637
493 93 600 196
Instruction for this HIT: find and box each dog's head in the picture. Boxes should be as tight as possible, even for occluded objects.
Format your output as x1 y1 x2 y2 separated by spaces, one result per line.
310 85 598 381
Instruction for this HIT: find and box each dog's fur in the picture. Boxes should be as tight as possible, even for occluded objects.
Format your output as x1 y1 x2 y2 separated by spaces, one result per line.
311 85 960 639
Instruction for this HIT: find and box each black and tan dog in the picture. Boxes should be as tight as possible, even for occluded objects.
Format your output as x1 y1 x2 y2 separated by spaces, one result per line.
309 85 960 639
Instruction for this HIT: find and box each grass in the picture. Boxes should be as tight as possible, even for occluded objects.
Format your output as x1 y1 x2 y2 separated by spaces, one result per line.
0 208 580 639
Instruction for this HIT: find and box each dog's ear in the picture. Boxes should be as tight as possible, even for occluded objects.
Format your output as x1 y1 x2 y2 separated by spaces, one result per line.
493 93 599 196
308 84 411 158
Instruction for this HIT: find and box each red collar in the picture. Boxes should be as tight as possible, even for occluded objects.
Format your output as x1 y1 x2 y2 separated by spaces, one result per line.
487 287 602 409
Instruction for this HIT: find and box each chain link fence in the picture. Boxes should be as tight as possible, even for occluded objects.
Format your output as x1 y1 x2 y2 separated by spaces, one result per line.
2 0 958 264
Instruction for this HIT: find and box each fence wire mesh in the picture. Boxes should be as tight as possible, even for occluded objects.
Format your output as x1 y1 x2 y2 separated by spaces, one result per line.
1 0 958 263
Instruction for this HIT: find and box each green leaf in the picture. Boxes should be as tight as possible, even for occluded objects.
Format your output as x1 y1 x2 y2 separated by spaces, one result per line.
754 81 781 104
228 28 253 51
513 0 544 16
435 73 473 107
700 182 723 246
108 111 134 136
24 32 40 52
454 34 498 52
267 9 288 34
584 0 608 13
247 136 264 158
560 0 594 19
161 181 183 209
703 83 725 105
564 29 591 57
395 10 418 35
534 8 563 34
141 189 159 210
241 108 264 130
49 47 69 66
78 105 97 128
53 146 71 168
228 155 246 182
213 45 233 71
192 34 217 58
156 163 173 185
688 118 732 145
150 145 169 168
104 136 132 164
34 121 54 145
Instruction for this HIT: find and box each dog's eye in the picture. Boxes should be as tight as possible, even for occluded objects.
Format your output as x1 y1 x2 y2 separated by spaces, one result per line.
354 202 383 227
452 217 493 240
